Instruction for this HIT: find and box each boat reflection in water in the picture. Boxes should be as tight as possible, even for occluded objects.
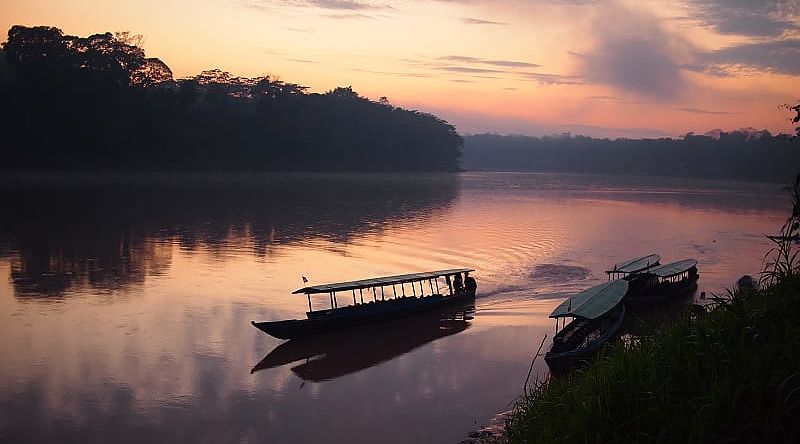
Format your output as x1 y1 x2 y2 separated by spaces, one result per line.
251 302 475 382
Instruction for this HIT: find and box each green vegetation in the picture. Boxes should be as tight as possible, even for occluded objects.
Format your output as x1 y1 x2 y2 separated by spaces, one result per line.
506 174 800 443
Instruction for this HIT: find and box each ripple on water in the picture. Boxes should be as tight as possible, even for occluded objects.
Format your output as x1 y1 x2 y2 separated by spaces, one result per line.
529 264 591 288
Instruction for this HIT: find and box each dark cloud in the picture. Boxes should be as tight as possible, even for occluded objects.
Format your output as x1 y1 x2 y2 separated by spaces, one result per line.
438 55 540 68
434 66 577 84
437 66 505 74
461 17 508 25
401 56 575 84
681 62 735 77
575 3 690 99
696 39 800 75
677 107 734 115
519 72 583 85
686 0 799 37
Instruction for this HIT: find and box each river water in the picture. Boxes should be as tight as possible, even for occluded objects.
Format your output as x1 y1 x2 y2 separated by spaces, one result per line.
0 172 789 443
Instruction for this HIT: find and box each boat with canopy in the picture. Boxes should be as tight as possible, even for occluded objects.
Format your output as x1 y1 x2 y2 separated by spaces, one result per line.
545 279 628 372
251 268 476 340
625 259 698 304
606 254 661 280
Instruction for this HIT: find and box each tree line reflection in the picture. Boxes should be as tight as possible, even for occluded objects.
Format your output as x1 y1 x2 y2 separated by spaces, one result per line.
0 173 458 299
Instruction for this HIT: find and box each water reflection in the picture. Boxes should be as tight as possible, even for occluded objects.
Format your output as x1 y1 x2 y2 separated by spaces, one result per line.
252 303 475 381
0 172 787 444
459 172 788 214
0 173 458 299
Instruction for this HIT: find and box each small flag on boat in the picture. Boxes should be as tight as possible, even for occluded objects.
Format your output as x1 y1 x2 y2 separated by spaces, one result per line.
302 276 308 283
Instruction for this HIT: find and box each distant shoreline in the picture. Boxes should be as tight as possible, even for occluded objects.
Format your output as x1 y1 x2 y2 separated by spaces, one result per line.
461 133 800 184
0 168 787 186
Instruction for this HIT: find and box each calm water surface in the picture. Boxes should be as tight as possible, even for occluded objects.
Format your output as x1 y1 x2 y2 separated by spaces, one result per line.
0 172 789 443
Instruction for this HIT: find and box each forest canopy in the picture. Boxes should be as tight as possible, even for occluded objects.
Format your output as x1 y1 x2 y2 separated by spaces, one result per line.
0 25 463 171
462 130 800 184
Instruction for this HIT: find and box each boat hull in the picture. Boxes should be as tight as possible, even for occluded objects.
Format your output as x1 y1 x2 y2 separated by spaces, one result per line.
251 303 474 381
626 275 699 305
252 290 475 340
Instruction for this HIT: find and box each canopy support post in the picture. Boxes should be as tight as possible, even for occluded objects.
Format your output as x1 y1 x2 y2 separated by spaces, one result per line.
429 279 434 295
352 289 357 305
307 293 312 312
381 286 385 301
372 287 377 302
360 288 364 304
434 279 440 295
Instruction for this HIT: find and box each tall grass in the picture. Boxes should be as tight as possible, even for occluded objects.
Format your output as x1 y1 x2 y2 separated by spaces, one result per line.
506 175 800 443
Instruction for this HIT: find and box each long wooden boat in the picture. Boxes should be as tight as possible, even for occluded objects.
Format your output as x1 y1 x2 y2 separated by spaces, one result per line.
625 259 699 304
606 254 661 281
545 279 628 373
251 268 476 340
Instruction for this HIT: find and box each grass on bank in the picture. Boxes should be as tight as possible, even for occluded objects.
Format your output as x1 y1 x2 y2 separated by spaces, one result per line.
506 176 800 443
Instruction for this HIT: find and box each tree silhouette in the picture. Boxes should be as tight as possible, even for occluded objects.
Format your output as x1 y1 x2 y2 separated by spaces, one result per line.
0 25 463 172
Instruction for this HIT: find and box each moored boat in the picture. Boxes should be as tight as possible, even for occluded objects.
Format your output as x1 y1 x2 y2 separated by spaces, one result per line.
545 279 628 373
606 254 661 281
625 259 699 304
251 268 476 340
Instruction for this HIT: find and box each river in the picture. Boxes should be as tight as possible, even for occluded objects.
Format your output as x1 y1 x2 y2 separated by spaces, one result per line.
0 172 788 443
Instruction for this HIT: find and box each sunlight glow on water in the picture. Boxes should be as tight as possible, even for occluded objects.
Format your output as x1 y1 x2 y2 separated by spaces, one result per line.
0 172 788 443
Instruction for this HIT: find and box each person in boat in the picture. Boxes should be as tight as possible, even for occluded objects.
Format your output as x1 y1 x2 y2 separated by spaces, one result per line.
464 272 477 293
453 272 464 293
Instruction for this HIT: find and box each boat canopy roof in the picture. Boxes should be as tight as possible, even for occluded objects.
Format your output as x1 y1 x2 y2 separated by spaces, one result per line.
549 280 629 320
606 254 661 274
292 268 474 295
647 259 697 278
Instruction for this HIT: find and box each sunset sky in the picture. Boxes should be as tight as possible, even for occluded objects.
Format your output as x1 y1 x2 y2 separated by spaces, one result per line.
2 0 799 137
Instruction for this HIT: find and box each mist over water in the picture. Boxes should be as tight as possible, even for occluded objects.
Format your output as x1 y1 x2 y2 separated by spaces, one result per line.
0 172 787 443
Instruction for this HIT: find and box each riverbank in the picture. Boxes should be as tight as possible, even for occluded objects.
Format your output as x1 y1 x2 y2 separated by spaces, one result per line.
504 177 800 443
